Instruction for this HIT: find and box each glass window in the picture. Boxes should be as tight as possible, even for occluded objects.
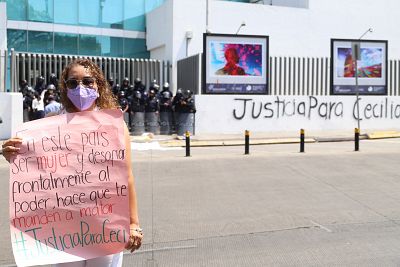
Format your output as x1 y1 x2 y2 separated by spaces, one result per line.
27 0 53 23
123 0 145 31
145 0 164 12
101 36 123 57
79 34 101 56
101 0 123 29
7 0 27 21
54 0 78 25
7 29 27 52
79 0 100 27
54 32 78 55
123 38 149 59
28 30 53 53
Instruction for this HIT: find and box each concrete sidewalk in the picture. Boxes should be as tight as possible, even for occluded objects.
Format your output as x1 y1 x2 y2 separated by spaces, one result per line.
130 129 400 148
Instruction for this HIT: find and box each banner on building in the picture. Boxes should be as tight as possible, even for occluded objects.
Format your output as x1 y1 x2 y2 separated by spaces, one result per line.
331 39 388 95
203 33 269 94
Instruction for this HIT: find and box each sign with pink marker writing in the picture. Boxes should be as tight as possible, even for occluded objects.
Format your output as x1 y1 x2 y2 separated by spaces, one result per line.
9 109 129 266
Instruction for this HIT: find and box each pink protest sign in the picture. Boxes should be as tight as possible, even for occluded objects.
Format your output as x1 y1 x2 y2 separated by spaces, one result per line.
9 109 130 266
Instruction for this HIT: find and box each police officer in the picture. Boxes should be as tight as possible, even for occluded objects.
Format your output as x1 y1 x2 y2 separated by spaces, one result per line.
121 77 130 94
19 80 35 122
34 76 46 95
145 89 160 134
133 77 146 93
130 90 146 135
159 82 173 134
118 91 130 128
48 73 58 89
19 79 31 96
149 80 160 95
177 89 196 136
108 77 120 96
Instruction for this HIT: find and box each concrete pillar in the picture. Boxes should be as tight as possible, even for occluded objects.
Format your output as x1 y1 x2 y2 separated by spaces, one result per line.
0 92 24 140
0 2 6 50
0 2 7 92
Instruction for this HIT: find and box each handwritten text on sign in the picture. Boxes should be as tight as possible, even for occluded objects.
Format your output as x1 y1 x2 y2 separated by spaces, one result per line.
9 110 130 266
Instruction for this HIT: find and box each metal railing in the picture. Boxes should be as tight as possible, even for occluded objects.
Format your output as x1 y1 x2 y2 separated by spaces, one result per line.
177 54 201 94
7 49 171 92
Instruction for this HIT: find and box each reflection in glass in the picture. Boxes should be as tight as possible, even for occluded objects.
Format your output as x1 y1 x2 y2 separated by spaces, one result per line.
79 34 102 56
54 0 78 25
101 36 123 57
101 0 123 29
7 0 27 21
144 0 164 12
7 29 27 52
123 0 145 31
79 0 100 27
27 0 53 23
28 31 53 53
54 33 78 55
123 38 149 59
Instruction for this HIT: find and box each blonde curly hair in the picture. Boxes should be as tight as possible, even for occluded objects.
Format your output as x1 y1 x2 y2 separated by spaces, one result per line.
60 58 118 112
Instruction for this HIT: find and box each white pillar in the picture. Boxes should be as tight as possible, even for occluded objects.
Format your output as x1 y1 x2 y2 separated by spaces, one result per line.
0 92 24 140
0 2 6 50
0 2 7 92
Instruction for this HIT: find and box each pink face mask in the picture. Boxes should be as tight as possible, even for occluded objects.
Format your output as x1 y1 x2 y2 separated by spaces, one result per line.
67 84 99 111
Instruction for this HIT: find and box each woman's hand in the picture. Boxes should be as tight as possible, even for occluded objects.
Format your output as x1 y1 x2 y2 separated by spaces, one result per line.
2 137 22 162
125 224 143 253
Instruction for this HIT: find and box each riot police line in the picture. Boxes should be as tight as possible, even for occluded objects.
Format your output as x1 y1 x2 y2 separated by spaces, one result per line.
18 75 196 136
111 77 196 136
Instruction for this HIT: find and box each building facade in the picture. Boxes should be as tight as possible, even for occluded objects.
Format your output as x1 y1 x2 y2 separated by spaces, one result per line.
1 0 168 58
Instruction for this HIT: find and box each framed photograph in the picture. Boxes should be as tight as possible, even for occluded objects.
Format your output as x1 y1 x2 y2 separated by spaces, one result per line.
202 33 269 94
330 39 388 95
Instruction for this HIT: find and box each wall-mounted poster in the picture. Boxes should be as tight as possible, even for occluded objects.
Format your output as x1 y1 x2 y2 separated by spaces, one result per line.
331 39 388 95
203 33 269 94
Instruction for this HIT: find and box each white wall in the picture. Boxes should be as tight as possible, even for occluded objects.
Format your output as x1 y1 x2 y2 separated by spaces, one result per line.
0 93 23 139
146 0 400 91
195 95 400 134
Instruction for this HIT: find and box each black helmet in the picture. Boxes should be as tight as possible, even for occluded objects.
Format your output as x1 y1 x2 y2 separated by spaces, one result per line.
122 77 129 86
150 82 160 91
134 91 141 99
149 89 156 96
183 89 193 98
163 82 170 90
134 77 141 85
37 76 45 84
176 88 183 96
118 91 125 98
20 79 28 87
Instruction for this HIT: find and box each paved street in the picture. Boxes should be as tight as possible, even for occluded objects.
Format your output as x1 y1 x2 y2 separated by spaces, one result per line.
2 139 400 266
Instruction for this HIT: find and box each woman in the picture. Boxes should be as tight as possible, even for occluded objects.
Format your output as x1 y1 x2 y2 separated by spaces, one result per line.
2 59 143 267
31 92 45 120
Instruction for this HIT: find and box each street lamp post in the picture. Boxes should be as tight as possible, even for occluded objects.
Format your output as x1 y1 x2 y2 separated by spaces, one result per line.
353 28 373 132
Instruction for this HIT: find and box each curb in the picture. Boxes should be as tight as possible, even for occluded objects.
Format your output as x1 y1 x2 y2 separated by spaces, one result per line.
366 131 400 139
159 138 316 147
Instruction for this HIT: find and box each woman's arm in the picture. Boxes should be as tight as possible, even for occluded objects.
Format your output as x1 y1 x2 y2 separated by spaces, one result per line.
1 137 22 163
123 124 143 252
